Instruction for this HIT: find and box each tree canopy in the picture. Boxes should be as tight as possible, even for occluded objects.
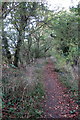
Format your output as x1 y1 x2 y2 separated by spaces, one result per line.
2 2 79 67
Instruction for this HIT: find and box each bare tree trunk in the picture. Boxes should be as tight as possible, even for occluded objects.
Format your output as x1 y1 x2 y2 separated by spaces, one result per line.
78 3 80 119
26 34 32 64
2 23 12 64
14 31 23 67
13 3 27 67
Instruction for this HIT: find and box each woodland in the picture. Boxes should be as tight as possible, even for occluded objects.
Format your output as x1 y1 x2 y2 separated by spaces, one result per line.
1 2 80 119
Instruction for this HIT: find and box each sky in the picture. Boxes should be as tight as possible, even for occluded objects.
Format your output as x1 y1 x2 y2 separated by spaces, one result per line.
46 0 80 10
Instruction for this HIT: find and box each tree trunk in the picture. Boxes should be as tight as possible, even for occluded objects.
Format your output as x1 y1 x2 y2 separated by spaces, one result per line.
2 26 12 64
14 31 22 67
13 3 27 67
35 38 40 58
26 34 32 64
78 3 80 118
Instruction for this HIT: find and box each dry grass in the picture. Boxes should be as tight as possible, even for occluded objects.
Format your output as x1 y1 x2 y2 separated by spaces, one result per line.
2 59 45 118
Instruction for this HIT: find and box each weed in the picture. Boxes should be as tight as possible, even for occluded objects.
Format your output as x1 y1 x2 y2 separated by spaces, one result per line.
2 62 45 118
45 61 49 64
53 56 78 99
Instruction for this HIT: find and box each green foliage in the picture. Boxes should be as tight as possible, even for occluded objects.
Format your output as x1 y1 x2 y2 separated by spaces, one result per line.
49 9 79 67
27 82 44 118
53 52 78 98
2 2 79 67
2 80 44 118
69 110 76 114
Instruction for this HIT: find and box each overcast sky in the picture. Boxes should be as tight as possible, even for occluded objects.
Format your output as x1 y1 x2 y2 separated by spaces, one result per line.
46 0 79 10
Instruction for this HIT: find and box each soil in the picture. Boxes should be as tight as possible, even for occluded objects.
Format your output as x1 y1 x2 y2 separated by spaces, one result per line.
43 59 78 118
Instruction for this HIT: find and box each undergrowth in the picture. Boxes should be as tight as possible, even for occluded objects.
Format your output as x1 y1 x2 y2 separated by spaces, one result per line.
2 63 45 119
51 54 78 99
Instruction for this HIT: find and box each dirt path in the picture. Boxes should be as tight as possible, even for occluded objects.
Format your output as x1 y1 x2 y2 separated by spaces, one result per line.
43 59 78 118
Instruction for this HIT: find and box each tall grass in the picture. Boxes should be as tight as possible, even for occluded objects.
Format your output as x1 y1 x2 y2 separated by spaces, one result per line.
51 53 78 99
2 61 45 118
